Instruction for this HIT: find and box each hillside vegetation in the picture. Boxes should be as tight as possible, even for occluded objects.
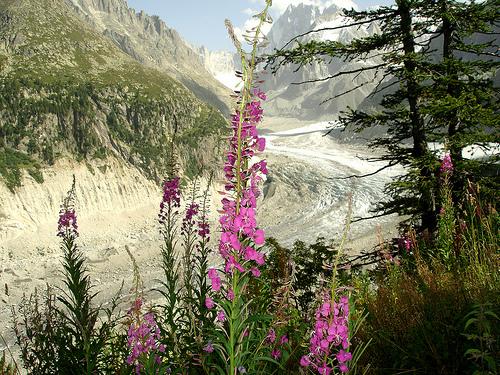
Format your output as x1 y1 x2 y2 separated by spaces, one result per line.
0 0 227 190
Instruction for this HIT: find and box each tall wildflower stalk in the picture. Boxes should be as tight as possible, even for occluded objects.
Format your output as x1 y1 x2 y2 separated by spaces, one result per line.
192 173 216 370
56 177 110 374
300 197 354 374
206 2 273 373
157 169 216 370
181 179 200 331
125 247 166 374
157 175 182 360
437 152 455 267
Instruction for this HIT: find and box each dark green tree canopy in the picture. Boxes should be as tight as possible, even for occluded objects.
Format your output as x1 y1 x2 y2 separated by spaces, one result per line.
268 0 499 232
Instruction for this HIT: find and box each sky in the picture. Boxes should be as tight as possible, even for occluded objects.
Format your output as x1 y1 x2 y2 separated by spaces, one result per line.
126 0 394 51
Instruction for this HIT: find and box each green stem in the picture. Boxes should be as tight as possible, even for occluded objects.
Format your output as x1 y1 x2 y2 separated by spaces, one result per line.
229 272 239 375
234 2 271 215
226 3 272 374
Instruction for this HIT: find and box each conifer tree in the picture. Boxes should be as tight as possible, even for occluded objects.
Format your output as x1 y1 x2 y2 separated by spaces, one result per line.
420 0 499 207
268 0 499 232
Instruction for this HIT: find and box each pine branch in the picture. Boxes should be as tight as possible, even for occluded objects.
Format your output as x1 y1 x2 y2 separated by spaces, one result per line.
291 63 386 85
331 161 398 180
351 211 395 223
278 14 393 51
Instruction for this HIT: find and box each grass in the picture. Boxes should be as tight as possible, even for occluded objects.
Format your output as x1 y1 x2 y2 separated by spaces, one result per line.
350 185 500 374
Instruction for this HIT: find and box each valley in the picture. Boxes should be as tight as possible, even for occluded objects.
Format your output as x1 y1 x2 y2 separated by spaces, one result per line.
0 116 400 353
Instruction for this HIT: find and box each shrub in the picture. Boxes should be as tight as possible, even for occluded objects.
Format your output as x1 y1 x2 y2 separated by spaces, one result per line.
353 179 499 374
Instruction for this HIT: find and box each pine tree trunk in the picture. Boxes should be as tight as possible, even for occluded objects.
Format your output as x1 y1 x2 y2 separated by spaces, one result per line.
398 0 437 231
441 0 464 208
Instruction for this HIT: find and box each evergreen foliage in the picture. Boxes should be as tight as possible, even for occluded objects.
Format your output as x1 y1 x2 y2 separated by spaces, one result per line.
268 0 499 232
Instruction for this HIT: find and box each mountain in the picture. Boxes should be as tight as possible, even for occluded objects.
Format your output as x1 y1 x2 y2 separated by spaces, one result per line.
260 3 383 120
65 0 231 115
199 3 383 121
197 47 241 91
0 0 227 191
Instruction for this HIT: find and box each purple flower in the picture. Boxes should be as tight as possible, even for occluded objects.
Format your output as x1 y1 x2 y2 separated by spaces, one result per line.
57 208 78 238
158 177 181 224
227 288 235 301
181 202 199 235
217 310 226 322
205 297 215 309
271 349 281 360
440 152 453 174
279 334 288 345
405 239 411 252
266 328 276 344
242 327 249 337
185 203 199 221
203 341 214 353
254 89 267 101
126 299 165 373
198 220 210 239
250 267 261 277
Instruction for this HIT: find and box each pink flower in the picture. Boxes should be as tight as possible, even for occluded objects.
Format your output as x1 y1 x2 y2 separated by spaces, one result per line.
208 268 222 292
250 267 261 277
217 310 226 322
336 349 352 363
279 335 288 345
227 288 235 301
208 268 218 279
217 90 268 281
318 364 332 375
399 236 412 253
253 229 265 245
203 341 214 353
300 355 311 367
255 137 266 152
254 89 267 101
440 152 453 174
271 349 281 359
205 297 215 309
339 364 349 373
320 302 331 317
224 255 245 274
302 293 351 372
267 329 276 343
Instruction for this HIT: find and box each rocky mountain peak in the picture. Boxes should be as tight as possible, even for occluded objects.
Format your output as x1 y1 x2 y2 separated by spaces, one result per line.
255 0 383 120
267 3 322 50
65 0 231 113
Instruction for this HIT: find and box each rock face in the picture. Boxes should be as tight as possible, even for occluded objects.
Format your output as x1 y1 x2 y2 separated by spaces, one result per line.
199 3 383 121
0 159 158 243
197 47 241 91
0 0 227 237
65 0 231 114
260 3 383 120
